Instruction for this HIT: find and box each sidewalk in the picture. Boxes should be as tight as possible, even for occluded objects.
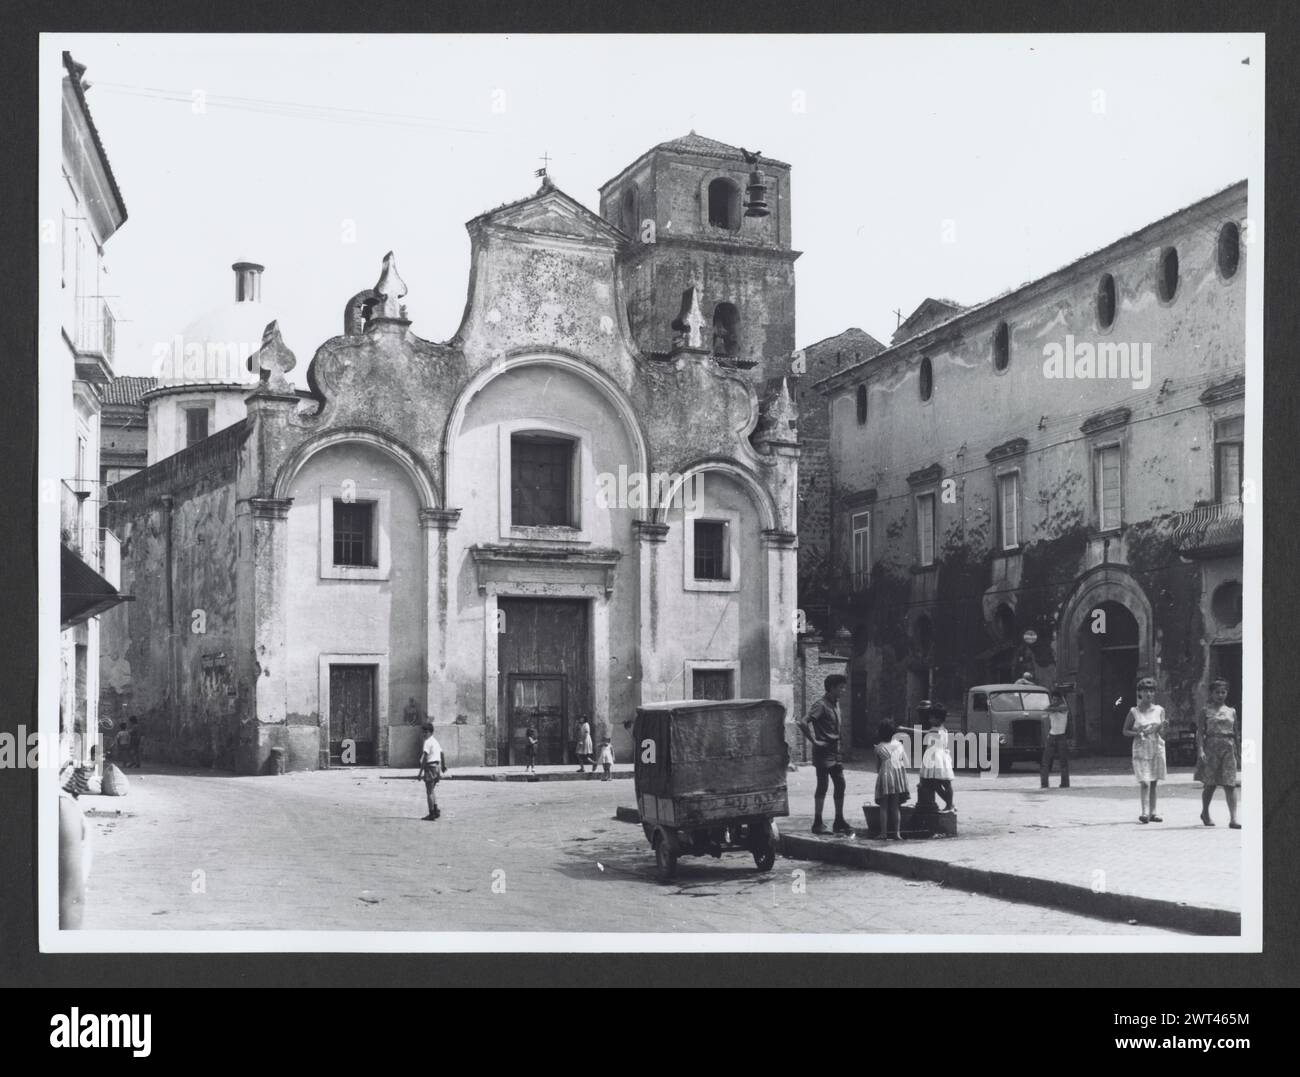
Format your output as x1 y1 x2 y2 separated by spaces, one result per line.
626 765 1245 935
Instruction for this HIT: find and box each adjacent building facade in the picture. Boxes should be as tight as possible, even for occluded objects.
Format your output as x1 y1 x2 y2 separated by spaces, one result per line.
58 52 131 768
100 375 153 486
811 181 1247 753
100 135 802 772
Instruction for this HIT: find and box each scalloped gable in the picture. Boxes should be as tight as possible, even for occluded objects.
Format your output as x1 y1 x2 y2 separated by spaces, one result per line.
469 184 628 245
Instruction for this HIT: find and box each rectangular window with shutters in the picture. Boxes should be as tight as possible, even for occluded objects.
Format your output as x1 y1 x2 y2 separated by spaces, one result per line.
1095 445 1123 531
185 407 210 447
915 492 936 567
693 519 730 580
510 434 575 527
851 511 871 589
997 471 1020 550
1215 416 1243 504
332 500 376 567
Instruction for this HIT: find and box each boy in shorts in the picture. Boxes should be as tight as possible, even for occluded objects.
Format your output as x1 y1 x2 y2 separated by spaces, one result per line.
418 722 447 820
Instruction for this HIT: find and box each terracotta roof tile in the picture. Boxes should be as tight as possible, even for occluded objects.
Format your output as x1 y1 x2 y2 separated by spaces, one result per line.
100 375 156 406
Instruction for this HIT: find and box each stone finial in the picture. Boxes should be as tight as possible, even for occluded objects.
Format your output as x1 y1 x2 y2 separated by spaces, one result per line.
671 285 708 351
373 251 408 321
250 320 296 393
755 376 798 446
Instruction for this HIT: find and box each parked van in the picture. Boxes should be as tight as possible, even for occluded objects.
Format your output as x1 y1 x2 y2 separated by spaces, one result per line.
961 683 1055 773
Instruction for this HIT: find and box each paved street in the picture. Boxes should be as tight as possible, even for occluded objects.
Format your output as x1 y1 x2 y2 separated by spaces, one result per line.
78 762 1183 935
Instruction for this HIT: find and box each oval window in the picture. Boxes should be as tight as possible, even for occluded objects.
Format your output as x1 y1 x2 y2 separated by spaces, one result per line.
993 321 1010 372
1211 581 1242 628
856 384 868 425
919 356 933 401
1097 273 1117 329
1158 247 1179 302
1217 222 1240 279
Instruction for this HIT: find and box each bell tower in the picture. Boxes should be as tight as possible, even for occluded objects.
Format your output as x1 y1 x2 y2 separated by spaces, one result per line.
599 132 798 382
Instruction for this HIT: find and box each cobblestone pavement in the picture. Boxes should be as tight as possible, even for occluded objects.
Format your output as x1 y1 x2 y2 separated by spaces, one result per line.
78 764 1181 935
783 762 1244 913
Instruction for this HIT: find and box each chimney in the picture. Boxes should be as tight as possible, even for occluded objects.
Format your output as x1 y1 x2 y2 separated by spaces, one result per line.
233 261 264 303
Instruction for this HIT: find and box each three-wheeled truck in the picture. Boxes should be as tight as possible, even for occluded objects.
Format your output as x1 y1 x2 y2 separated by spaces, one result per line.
632 698 789 881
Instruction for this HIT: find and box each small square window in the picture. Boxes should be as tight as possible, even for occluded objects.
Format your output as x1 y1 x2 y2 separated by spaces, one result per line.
691 668 734 700
333 500 376 567
693 519 730 580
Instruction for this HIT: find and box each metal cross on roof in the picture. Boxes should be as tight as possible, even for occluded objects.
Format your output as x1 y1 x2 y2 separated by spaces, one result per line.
534 151 551 179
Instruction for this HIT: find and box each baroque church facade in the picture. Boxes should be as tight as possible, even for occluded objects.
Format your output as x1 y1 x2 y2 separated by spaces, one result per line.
100 134 802 772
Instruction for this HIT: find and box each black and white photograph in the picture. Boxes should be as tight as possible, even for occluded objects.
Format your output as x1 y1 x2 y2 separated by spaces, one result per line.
37 30 1263 954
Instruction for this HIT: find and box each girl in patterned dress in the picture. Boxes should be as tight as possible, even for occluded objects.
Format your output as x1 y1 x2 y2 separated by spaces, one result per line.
1122 677 1168 824
1195 678 1241 828
874 721 911 840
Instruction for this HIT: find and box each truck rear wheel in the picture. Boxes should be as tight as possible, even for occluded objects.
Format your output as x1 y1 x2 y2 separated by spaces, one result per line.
751 820 778 872
654 829 678 882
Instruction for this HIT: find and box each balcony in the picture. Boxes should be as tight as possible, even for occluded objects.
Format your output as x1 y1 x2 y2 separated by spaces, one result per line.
61 480 121 582
72 296 116 383
1172 501 1243 559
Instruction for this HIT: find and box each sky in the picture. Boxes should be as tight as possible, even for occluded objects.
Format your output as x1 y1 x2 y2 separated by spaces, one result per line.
53 33 1263 385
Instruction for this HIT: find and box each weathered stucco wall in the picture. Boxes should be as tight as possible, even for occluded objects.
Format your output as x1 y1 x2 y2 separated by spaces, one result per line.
102 423 244 767
147 389 249 465
641 472 772 703
445 360 640 757
282 441 425 768
818 184 1246 740
105 148 800 774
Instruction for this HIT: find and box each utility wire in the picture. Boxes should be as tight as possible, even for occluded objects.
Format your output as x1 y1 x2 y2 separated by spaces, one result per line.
92 81 491 135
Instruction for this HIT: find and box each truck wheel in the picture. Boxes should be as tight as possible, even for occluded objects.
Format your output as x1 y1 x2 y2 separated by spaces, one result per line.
654 830 678 882
752 821 778 872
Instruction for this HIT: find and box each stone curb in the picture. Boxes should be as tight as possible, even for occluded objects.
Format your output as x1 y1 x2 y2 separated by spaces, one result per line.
614 806 1238 935
440 770 635 783
779 832 1240 936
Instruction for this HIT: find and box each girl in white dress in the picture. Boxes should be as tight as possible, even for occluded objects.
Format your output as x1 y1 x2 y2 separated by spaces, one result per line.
1123 677 1168 824
919 703 955 811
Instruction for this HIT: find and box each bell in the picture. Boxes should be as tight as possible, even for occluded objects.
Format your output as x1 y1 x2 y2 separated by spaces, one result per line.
744 167 769 217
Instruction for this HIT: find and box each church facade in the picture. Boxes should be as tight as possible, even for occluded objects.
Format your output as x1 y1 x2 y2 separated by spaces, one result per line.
100 135 801 772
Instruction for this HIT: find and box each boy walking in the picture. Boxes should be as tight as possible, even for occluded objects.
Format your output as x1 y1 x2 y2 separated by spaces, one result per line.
418 722 448 820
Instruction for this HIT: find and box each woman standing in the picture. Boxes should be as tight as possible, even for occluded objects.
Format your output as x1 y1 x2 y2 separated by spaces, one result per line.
1123 677 1168 823
1195 677 1241 828
574 716 595 774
